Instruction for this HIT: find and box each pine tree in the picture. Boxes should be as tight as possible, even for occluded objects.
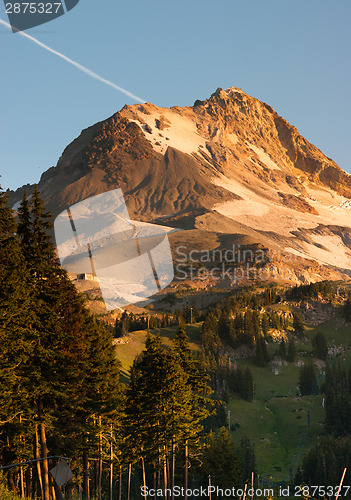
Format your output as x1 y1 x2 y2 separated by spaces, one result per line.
254 336 270 367
200 428 242 496
239 435 256 483
124 331 216 496
279 340 287 360
241 367 254 402
287 337 297 362
243 311 255 346
293 313 305 336
312 332 328 360
261 314 269 336
344 297 351 322
16 189 32 259
218 314 233 346
298 363 317 395
173 327 213 396
0 187 35 480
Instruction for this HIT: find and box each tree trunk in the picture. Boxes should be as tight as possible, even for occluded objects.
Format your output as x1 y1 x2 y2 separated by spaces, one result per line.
127 464 132 500
20 466 25 498
153 463 157 500
38 399 50 500
171 439 175 500
7 469 16 492
98 417 102 500
184 441 188 500
83 451 90 500
110 427 114 500
39 421 50 500
141 457 147 498
51 479 57 500
34 427 43 499
118 467 122 500
26 466 33 499
109 458 113 500
163 457 168 500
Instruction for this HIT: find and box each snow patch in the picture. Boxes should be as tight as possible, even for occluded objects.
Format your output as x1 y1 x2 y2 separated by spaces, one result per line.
329 200 351 211
247 143 280 170
300 235 351 270
130 109 208 156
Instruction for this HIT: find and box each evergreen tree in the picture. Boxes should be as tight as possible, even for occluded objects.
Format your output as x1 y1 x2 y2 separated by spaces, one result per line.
243 311 255 346
293 313 305 336
242 367 254 402
312 332 328 360
124 333 208 492
287 337 297 362
261 314 269 336
200 428 242 496
297 436 351 487
115 310 130 338
218 313 233 346
344 297 351 322
16 189 32 258
279 340 287 360
239 435 256 483
324 362 351 437
254 336 270 367
298 362 317 395
0 187 35 474
201 312 221 369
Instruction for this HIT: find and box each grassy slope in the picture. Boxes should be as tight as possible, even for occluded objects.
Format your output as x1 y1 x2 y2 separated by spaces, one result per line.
115 312 351 481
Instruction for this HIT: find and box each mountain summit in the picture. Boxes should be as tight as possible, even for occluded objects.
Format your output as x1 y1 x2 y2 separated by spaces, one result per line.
9 87 351 285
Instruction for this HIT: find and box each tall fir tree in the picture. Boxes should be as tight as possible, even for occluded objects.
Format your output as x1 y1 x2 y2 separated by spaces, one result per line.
298 362 317 396
0 187 35 478
293 312 305 336
200 428 242 497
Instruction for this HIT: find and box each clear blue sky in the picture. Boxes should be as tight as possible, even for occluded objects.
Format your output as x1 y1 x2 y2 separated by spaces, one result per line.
1 0 350 191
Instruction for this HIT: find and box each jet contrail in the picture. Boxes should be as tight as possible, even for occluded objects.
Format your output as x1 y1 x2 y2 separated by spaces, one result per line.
0 18 146 103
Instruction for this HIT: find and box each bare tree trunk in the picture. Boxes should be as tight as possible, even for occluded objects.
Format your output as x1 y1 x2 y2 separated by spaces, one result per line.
118 467 122 500
38 399 50 500
34 427 43 499
184 441 188 500
51 478 57 500
141 457 147 498
153 463 157 500
20 466 25 498
127 464 132 500
163 456 168 500
83 451 90 500
171 439 175 500
110 426 114 500
39 421 50 500
98 449 102 500
98 417 102 500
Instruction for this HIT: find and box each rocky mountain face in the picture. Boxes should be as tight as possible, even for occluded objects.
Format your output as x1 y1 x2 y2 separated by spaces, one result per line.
9 87 351 287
